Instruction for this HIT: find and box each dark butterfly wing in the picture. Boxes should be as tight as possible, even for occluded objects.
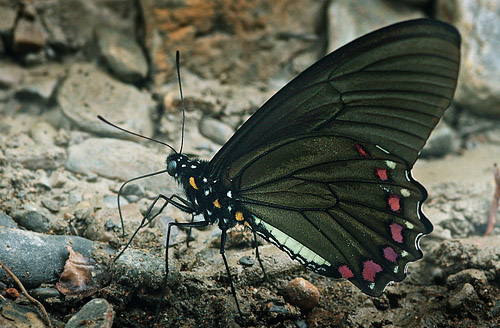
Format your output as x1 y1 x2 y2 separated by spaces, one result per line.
208 19 460 177
207 19 460 296
227 134 431 296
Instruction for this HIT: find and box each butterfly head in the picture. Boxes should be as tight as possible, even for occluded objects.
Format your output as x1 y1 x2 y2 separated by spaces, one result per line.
166 153 189 178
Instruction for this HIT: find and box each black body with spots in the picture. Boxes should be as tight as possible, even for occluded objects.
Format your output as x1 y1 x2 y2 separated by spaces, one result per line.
167 153 242 232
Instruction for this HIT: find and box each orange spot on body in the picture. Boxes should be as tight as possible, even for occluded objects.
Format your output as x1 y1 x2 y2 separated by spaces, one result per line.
213 199 221 208
235 211 244 221
189 177 198 190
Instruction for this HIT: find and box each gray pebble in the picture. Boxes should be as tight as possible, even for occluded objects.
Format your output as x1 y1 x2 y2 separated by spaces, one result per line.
0 211 18 228
65 298 114 328
0 64 24 89
41 199 61 213
96 28 148 82
11 209 53 233
29 287 62 301
199 117 234 145
239 255 255 267
17 74 59 102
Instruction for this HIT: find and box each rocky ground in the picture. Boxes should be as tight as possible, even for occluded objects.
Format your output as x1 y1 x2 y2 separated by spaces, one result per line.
1 0 500 327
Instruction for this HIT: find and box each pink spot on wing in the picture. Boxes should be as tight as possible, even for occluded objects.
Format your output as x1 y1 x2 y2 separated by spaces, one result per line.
362 260 382 282
376 168 388 181
383 247 399 263
355 144 369 157
390 223 404 243
338 265 354 279
388 194 401 212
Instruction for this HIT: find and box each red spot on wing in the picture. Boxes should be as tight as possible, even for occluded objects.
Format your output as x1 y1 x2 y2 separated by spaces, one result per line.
390 223 404 243
338 265 354 279
355 144 369 157
362 260 382 282
388 194 401 212
376 168 388 181
383 247 399 263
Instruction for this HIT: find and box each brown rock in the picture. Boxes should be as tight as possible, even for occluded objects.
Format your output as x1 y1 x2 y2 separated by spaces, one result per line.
284 277 320 311
13 17 47 54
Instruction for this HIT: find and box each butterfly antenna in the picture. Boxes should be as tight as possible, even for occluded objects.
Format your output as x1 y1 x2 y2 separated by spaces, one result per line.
176 50 186 154
97 115 177 154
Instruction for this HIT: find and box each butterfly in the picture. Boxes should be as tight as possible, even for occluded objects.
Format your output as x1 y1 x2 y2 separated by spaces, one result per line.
101 18 460 318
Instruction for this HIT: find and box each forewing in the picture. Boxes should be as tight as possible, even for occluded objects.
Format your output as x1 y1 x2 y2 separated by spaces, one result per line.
208 19 460 177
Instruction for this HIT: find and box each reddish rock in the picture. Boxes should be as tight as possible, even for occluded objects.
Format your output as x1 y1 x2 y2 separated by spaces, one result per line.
284 277 320 311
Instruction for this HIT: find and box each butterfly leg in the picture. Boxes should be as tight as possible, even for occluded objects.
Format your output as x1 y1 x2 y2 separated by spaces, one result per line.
186 214 195 247
153 219 211 325
252 230 270 283
114 193 195 262
219 229 244 320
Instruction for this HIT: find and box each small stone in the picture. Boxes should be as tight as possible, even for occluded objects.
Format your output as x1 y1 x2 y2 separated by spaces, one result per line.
0 211 18 228
13 17 47 55
17 75 59 102
12 210 53 233
239 255 255 267
5 288 19 300
29 287 61 301
448 283 479 310
0 64 24 89
68 191 83 205
121 183 145 198
97 28 148 82
65 298 114 328
30 121 58 146
41 199 60 213
284 277 320 311
199 117 234 145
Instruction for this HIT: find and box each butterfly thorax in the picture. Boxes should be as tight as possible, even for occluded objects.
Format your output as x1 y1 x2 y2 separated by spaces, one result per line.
166 153 244 231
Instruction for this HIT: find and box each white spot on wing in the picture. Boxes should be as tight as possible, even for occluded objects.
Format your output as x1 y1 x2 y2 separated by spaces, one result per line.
401 189 410 197
386 160 396 169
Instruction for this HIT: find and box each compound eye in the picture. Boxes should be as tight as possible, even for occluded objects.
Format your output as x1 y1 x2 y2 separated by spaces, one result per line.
167 160 177 176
